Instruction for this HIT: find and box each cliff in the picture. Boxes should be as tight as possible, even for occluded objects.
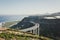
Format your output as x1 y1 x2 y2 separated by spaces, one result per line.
9 12 60 40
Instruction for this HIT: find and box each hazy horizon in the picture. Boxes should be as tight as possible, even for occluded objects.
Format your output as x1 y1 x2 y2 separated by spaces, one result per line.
0 0 60 15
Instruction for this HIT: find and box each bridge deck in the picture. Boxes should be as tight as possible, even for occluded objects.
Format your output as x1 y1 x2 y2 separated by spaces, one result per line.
20 23 39 32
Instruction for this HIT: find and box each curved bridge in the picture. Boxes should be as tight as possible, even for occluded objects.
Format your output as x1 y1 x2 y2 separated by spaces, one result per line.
20 23 40 35
8 22 40 35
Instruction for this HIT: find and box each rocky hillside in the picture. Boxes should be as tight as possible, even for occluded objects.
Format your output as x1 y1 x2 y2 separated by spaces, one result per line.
10 12 60 40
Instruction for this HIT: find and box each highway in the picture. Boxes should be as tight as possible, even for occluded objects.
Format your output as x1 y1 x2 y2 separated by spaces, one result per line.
20 23 39 32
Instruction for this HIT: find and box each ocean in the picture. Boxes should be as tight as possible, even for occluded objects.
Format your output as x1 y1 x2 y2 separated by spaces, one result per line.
0 15 27 22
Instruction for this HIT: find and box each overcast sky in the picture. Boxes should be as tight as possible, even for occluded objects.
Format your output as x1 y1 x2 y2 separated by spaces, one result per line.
0 0 60 15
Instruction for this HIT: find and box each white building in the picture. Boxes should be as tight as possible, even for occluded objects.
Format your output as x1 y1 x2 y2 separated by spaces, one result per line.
0 22 3 27
0 22 5 27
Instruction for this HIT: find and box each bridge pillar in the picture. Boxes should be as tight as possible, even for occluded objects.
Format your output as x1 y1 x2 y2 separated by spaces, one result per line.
32 23 40 35
37 27 39 35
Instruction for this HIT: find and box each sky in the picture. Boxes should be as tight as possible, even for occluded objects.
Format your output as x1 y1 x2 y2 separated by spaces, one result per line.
0 0 60 15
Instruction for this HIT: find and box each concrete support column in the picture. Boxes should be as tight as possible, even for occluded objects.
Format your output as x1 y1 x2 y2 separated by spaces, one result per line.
37 27 39 35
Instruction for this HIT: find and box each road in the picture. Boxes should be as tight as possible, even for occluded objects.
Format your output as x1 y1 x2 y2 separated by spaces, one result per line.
20 23 39 32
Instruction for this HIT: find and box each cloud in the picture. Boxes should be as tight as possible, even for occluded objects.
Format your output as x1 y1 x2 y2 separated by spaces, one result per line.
0 8 60 15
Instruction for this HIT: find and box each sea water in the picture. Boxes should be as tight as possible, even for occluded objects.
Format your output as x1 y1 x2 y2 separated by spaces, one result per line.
0 15 27 22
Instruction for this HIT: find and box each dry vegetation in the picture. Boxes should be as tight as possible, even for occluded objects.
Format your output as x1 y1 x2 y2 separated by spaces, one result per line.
0 28 53 40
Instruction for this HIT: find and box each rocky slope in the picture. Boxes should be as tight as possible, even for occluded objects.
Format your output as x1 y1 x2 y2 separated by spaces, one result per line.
10 12 60 40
